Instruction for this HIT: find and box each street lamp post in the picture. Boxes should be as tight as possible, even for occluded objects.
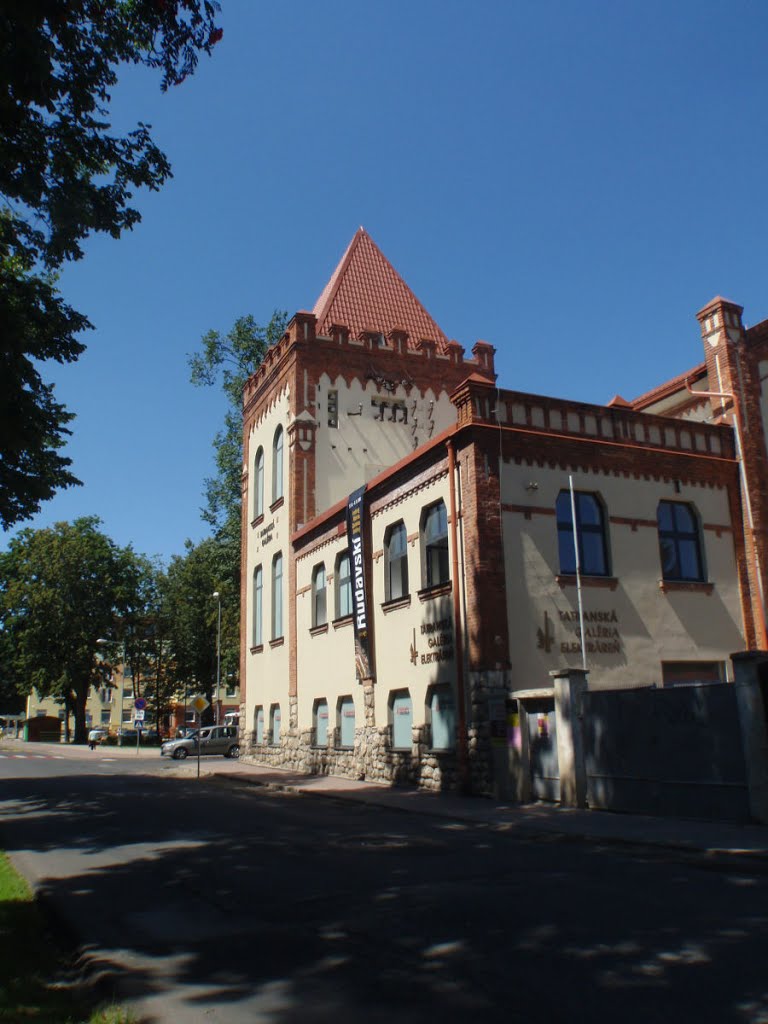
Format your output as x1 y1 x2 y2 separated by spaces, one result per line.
213 591 221 725
97 637 127 747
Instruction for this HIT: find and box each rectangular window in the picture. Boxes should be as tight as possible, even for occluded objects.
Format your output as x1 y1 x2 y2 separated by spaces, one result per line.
255 707 264 743
661 661 724 687
253 565 263 646
657 501 704 582
386 521 409 600
423 502 449 587
100 710 111 726
339 697 355 748
272 553 283 639
391 692 413 750
556 490 609 576
271 705 281 745
337 552 352 618
315 700 329 746
429 687 456 750
312 564 327 627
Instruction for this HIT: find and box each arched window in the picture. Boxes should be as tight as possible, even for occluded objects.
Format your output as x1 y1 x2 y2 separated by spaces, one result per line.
272 426 284 502
253 447 264 519
422 501 449 588
272 552 283 640
385 520 409 601
556 491 609 577
270 704 281 745
314 699 329 746
252 565 263 647
657 501 704 581
312 563 327 628
336 551 352 619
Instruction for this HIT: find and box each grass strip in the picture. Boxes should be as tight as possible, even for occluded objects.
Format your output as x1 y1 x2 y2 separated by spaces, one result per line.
0 851 135 1023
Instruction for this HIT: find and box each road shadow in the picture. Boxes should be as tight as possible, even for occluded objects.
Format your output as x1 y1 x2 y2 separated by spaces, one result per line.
0 772 767 1023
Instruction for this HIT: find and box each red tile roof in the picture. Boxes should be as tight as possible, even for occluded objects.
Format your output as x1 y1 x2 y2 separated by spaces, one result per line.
313 227 449 351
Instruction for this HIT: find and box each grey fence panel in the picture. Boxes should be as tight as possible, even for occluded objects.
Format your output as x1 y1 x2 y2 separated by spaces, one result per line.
583 684 749 822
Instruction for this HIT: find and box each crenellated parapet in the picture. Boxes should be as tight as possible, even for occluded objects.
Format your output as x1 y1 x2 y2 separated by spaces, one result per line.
242 309 496 416
451 375 736 462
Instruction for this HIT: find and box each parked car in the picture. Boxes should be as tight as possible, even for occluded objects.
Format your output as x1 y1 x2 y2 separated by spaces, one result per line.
160 725 239 760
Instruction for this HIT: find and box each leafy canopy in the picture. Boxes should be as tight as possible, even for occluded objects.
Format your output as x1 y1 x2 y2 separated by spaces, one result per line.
0 0 221 529
0 516 148 742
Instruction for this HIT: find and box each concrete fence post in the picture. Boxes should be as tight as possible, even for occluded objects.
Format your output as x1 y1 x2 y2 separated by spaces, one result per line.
550 668 589 808
731 651 768 824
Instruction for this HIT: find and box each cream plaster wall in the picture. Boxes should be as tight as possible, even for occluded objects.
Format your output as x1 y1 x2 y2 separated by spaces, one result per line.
244 388 291 734
295 536 358 731
500 462 745 692
369 473 460 731
313 374 456 512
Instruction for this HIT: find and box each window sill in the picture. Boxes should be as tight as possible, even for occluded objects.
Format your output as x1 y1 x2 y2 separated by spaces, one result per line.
382 595 412 613
335 745 353 751
658 579 714 595
310 623 329 637
269 637 285 649
251 513 264 529
332 615 353 630
418 581 452 602
249 644 264 655
270 497 284 513
556 575 618 591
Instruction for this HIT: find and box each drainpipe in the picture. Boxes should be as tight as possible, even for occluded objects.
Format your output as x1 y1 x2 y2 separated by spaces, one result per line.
446 439 470 793
684 379 768 650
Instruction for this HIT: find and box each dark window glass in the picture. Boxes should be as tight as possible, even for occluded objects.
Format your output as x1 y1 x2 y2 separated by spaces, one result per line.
423 502 449 587
385 521 409 600
312 564 327 627
657 501 704 581
556 491 609 576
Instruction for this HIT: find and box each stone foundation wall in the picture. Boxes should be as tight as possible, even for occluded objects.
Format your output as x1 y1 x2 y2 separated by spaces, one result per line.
241 723 463 792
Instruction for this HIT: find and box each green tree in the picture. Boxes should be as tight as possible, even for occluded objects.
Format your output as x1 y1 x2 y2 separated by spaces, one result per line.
0 517 146 742
1 0 222 529
163 537 230 724
189 312 288 538
187 312 287 709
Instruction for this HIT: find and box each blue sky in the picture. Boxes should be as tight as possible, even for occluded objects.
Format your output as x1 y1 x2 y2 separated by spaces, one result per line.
5 0 768 564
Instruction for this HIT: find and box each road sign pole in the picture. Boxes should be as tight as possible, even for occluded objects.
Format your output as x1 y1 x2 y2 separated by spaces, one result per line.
197 710 201 779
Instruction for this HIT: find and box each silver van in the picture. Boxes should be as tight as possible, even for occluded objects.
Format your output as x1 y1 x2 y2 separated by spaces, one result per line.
161 725 239 760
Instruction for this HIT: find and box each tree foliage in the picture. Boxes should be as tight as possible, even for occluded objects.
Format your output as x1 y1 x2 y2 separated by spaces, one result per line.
0 0 222 529
0 517 147 742
189 312 288 536
162 537 235 723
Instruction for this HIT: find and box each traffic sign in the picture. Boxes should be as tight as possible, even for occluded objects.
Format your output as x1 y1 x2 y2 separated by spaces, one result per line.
134 720 144 731
191 695 209 714
134 698 147 711
134 709 145 721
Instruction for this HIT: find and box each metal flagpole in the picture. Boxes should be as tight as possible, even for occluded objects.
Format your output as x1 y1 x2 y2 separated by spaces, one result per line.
569 474 588 671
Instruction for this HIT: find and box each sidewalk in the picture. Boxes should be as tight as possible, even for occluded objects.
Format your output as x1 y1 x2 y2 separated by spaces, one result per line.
221 757 768 862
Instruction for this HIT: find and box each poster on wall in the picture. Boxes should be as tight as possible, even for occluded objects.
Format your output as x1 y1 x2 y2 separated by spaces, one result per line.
347 486 372 682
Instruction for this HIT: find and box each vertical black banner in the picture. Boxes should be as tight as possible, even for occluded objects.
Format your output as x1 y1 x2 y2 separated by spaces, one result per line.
346 486 371 682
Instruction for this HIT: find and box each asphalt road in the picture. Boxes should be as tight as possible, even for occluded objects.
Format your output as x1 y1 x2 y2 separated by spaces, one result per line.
1 745 767 1024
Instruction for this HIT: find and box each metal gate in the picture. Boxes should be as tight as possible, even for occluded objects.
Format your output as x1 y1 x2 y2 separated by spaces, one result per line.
527 698 560 801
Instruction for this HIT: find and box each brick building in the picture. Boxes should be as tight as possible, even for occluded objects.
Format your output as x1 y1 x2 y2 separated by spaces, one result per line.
239 229 762 794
